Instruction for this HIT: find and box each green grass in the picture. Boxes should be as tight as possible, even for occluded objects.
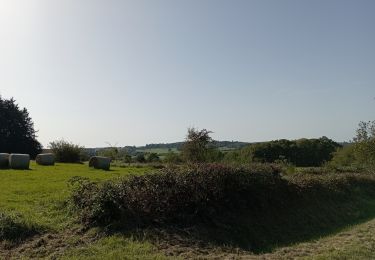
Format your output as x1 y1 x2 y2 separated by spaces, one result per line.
0 162 150 231
61 235 170 260
0 162 168 259
266 216 375 259
1 163 375 259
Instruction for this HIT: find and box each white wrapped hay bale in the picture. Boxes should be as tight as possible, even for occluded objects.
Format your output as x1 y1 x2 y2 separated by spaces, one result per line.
89 156 111 170
9 154 30 170
36 153 55 166
0 153 10 168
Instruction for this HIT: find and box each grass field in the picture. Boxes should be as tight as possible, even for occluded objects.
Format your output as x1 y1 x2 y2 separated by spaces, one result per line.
0 162 150 231
1 163 375 259
0 162 169 259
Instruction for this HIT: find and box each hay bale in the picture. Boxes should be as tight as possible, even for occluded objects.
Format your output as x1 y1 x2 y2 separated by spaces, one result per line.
9 154 30 170
0 153 10 168
89 156 111 170
36 153 55 166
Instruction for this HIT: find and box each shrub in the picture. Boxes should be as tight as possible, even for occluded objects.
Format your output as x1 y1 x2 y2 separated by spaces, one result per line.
69 163 285 226
49 139 84 163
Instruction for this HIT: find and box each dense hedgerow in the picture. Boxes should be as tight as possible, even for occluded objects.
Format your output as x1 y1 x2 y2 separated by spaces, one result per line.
69 163 286 226
69 163 375 229
0 211 39 242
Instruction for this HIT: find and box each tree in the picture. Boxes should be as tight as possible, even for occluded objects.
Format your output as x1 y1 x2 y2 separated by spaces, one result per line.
98 147 119 160
135 153 146 163
147 153 160 163
353 121 375 167
329 121 375 169
123 154 132 165
232 137 339 167
0 96 42 158
329 144 357 168
181 128 213 163
49 139 83 163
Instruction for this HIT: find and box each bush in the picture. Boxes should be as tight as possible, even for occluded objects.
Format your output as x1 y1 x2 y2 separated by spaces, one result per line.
49 139 84 163
69 168 375 253
69 163 285 226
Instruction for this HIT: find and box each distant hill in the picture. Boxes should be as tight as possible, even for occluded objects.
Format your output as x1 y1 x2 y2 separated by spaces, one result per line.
138 140 250 151
85 141 250 157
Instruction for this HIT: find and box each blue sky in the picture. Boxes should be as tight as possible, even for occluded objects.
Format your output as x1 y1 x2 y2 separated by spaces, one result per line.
1 0 374 147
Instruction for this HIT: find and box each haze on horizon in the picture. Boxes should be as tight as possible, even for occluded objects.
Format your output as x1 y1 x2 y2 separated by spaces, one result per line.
1 0 374 148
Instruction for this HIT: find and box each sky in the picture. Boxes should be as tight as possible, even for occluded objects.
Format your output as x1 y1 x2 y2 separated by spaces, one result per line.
0 0 374 147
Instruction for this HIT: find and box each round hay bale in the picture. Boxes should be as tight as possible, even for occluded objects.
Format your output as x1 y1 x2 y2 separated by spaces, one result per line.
9 154 30 170
89 156 111 170
36 153 55 166
0 153 10 168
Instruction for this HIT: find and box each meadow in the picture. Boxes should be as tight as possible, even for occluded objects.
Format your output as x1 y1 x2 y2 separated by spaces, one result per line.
1 162 375 259
0 163 168 259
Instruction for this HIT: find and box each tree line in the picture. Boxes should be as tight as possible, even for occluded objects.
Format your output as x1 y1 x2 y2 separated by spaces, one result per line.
1 96 374 169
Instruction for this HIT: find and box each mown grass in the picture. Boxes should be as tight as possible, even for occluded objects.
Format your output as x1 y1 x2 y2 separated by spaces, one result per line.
0 162 167 259
261 215 375 259
0 162 150 231
1 162 375 259
61 235 171 260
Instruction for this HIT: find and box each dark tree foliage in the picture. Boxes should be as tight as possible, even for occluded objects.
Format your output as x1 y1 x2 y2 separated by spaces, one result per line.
236 137 340 167
147 153 160 163
181 128 214 163
0 96 42 158
135 153 146 163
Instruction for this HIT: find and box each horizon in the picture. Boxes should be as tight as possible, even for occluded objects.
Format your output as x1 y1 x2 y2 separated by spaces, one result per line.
44 137 351 150
1 0 374 147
